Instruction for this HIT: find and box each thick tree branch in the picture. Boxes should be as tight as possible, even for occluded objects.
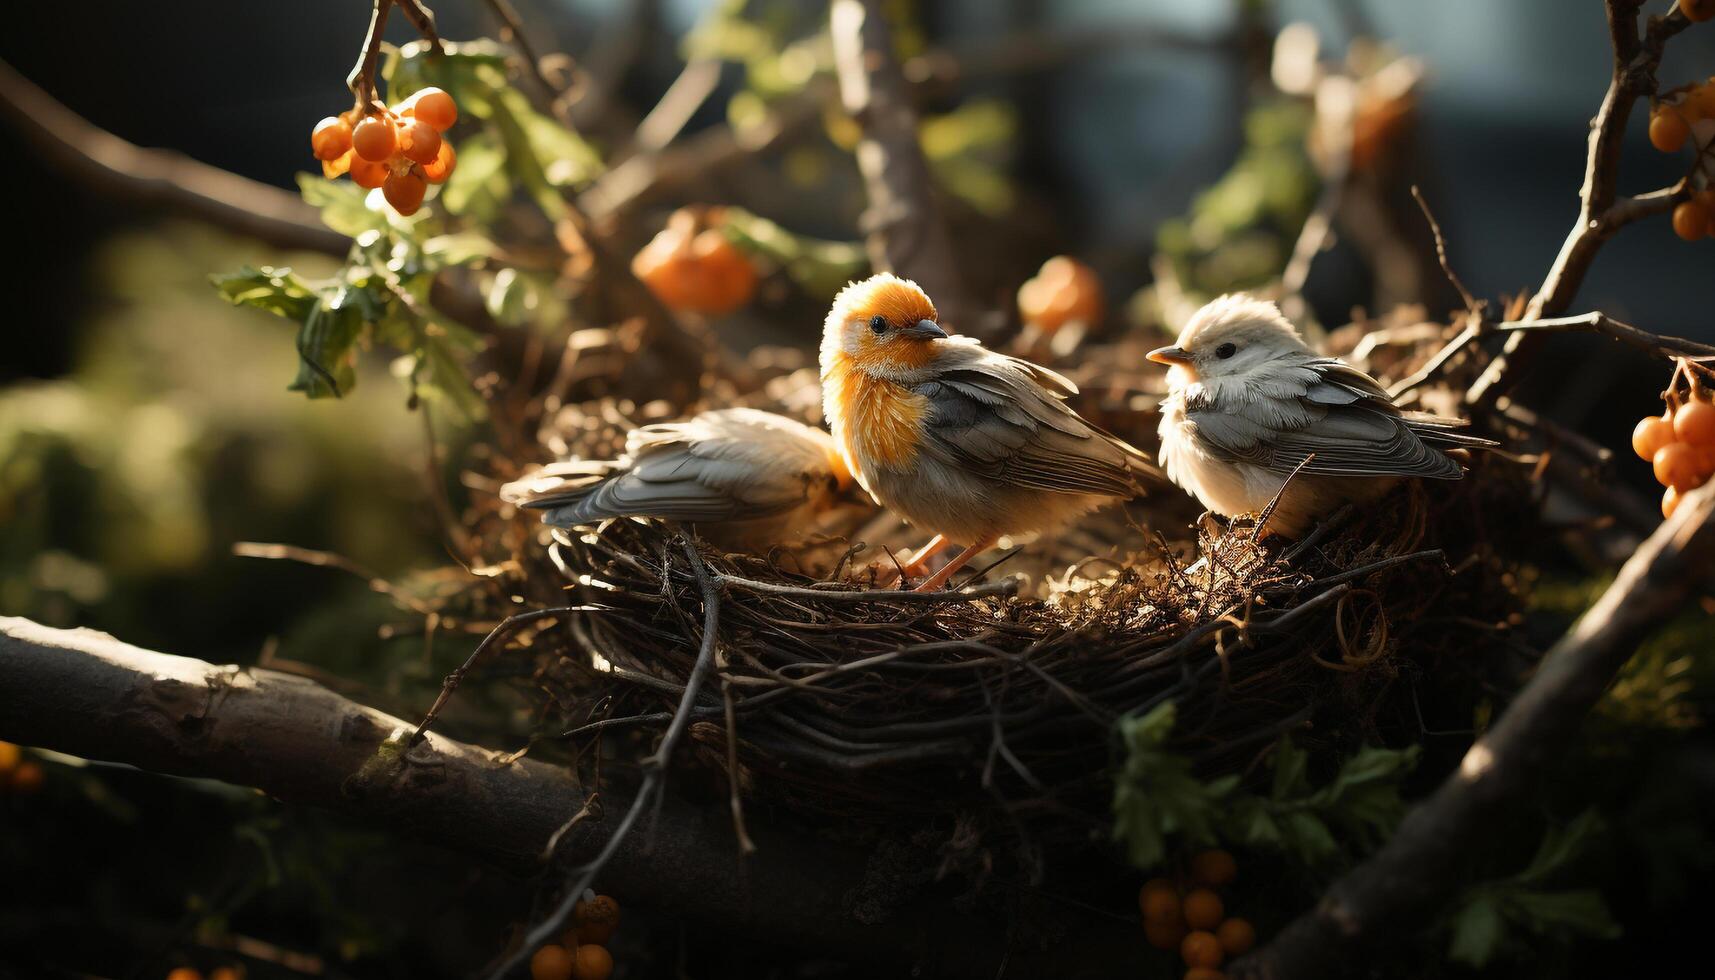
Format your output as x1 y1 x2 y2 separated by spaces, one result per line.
0 617 1149 979
0 59 344 256
1232 480 1715 979
830 0 975 328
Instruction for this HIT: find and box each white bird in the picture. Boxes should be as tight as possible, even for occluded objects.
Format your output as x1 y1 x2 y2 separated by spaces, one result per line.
501 408 857 550
1149 294 1490 537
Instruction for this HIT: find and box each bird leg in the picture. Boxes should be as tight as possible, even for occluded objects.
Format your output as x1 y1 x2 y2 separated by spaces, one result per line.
912 535 998 592
876 534 948 586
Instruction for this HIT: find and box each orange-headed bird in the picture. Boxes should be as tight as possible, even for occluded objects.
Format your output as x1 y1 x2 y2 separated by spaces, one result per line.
820 273 1160 591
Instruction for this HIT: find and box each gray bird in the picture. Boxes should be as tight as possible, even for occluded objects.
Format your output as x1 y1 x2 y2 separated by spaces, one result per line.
1149 294 1491 537
501 408 857 550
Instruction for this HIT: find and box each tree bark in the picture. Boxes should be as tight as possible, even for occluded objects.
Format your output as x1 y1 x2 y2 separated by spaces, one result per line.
831 0 976 330
0 617 1146 978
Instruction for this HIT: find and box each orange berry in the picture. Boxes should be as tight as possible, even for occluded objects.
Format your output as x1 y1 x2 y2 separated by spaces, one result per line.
1018 255 1102 333
1684 0 1714 23
398 117 442 165
1664 485 1682 519
1673 398 1715 447
570 944 613 980
573 894 621 944
208 969 243 980
383 170 428 215
1181 930 1224 969
0 741 19 771
322 149 354 180
1672 201 1709 241
352 115 398 162
1216 917 1257 956
529 945 574 980
1183 888 1225 930
8 761 43 793
1142 885 1184 925
421 140 457 183
350 156 389 189
1654 442 1704 490
1190 849 1238 886
1634 413 1677 460
312 116 353 161
165 970 202 980
1145 915 1189 951
1649 107 1689 153
411 87 459 132
1185 970 1226 980
689 229 757 314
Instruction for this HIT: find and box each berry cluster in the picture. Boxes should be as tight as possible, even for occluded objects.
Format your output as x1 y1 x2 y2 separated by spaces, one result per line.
311 87 459 216
1017 255 1103 334
527 893 620 980
1138 850 1257 979
1646 79 1715 241
0 740 43 794
1632 370 1715 517
631 208 758 316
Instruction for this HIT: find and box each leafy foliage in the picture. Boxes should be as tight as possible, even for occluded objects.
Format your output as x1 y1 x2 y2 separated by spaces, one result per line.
1112 703 1418 871
1447 811 1620 968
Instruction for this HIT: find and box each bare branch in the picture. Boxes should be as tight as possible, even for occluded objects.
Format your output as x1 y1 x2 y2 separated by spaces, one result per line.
1467 2 1692 404
1232 480 1715 979
0 59 344 255
831 0 975 328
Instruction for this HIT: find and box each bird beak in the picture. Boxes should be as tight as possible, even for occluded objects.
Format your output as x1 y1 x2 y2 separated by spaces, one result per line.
899 319 948 341
1147 346 1193 367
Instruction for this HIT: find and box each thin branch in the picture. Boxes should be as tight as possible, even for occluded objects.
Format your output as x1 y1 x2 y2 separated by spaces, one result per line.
630 58 724 155
1233 480 1715 979
346 0 393 111
831 0 975 327
0 59 343 255
488 541 726 980
1489 312 1715 359
1409 186 1480 316
1466 2 1691 404
392 0 444 53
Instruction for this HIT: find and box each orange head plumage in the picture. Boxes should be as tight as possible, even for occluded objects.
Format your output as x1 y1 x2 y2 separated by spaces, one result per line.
819 273 947 378
819 274 948 476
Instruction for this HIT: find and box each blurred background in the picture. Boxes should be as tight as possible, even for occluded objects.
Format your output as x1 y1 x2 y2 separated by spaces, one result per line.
3 1 1713 978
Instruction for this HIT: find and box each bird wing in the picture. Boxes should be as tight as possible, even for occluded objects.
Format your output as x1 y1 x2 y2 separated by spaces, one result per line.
501 408 840 526
1184 357 1469 480
911 350 1157 497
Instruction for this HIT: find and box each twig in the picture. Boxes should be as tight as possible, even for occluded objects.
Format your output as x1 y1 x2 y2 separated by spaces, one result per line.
0 59 342 255
346 0 393 111
830 0 975 327
410 607 590 744
1232 480 1715 979
481 0 586 129
392 0 444 54
1466 1 1692 405
488 540 728 980
1409 186 1480 317
630 58 724 155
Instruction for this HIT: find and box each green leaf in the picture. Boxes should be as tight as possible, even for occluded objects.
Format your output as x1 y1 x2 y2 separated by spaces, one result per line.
440 133 509 218
1448 894 1506 967
421 231 499 268
297 174 386 238
1517 810 1605 885
212 266 317 320
1111 704 1232 869
289 285 370 399
1508 889 1620 939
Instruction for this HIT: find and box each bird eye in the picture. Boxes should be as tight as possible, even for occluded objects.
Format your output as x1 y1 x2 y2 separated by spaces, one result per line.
1215 342 1237 359
869 315 888 334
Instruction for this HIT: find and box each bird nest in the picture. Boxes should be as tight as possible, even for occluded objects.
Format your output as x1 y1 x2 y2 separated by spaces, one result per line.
402 311 1537 873
501 343 1527 846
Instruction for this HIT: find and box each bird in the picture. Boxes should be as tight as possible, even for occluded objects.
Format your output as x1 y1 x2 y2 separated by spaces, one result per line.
1149 293 1492 537
820 273 1160 592
500 408 859 551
